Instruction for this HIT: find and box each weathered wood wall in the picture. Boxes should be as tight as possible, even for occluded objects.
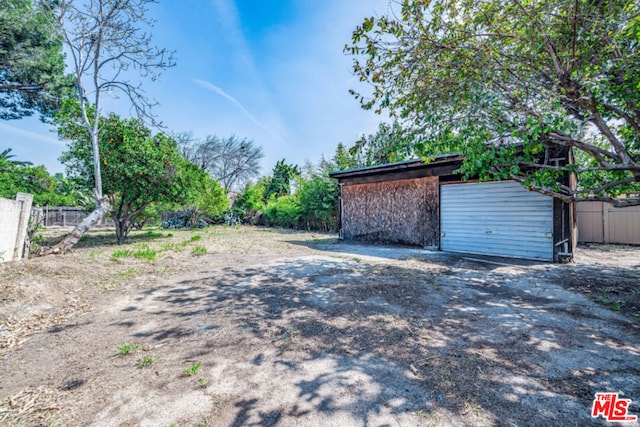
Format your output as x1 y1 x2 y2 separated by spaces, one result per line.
341 176 439 247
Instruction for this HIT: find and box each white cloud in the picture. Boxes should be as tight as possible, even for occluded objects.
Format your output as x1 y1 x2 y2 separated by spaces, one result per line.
249 0 393 165
209 0 256 75
0 119 65 173
0 122 62 146
193 78 286 142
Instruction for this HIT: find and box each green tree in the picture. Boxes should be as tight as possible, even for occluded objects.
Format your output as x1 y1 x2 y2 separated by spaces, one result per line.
0 156 77 206
45 0 175 252
0 148 32 167
321 143 358 172
53 175 94 209
59 110 214 243
263 195 301 228
232 178 268 223
347 0 640 206
0 0 71 119
178 160 228 219
232 156 339 231
349 121 416 167
264 160 301 201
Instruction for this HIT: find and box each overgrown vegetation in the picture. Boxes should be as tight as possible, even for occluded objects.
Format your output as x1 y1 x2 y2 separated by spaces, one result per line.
347 0 640 206
58 103 228 243
0 149 91 207
232 156 340 232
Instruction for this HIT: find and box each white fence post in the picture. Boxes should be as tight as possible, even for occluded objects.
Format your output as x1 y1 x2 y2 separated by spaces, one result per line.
13 193 33 260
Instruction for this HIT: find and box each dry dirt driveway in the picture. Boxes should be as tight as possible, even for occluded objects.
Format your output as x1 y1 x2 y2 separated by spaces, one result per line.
0 227 639 426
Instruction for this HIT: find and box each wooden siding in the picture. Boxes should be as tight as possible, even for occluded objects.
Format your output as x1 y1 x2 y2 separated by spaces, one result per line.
341 177 439 247
577 201 640 244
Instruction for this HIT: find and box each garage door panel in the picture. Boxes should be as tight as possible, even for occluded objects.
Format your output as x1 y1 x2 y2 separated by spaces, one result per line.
440 215 552 223
440 181 553 261
442 223 553 234
442 237 553 248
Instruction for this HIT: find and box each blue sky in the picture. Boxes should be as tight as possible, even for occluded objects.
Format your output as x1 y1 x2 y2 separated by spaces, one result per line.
1 0 392 175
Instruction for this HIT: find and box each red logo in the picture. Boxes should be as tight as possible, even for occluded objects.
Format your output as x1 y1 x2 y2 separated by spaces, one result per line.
592 392 638 422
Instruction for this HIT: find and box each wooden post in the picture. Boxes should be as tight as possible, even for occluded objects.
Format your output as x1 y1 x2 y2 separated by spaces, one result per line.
603 201 610 244
338 183 343 239
13 193 33 261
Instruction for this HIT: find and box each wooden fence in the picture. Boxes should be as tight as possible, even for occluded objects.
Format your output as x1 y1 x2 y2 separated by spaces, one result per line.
576 201 640 245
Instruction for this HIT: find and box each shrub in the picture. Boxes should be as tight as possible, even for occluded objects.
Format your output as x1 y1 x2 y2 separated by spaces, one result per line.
232 179 267 223
297 175 338 232
162 208 208 229
264 195 301 228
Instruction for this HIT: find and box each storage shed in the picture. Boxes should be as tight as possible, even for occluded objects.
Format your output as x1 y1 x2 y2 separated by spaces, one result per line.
329 154 575 262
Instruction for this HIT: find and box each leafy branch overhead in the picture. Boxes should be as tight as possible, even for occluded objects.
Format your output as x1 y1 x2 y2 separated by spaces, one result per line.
0 0 73 119
346 0 640 206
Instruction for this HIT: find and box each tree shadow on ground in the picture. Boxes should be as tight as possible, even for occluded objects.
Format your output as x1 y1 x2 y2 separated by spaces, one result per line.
296 239 640 322
118 245 639 426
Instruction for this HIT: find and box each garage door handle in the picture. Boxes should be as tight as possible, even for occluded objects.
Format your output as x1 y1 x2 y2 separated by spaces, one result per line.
485 230 493 234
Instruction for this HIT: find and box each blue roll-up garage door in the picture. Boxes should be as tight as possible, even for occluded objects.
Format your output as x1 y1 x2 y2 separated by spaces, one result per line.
440 181 554 261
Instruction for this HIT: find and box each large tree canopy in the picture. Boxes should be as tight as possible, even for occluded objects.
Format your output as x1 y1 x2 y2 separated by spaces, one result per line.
0 0 71 119
347 0 640 206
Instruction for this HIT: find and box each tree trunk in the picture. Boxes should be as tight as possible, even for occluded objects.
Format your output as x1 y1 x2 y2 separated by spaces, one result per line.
115 217 129 245
42 198 110 255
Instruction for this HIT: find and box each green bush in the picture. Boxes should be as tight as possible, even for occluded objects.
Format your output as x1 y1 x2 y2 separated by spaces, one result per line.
264 195 301 228
297 176 338 232
180 162 228 218
33 191 77 207
232 179 267 223
0 160 86 207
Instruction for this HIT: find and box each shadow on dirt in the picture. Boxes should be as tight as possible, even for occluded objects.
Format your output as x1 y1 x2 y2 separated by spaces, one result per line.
120 244 639 426
304 239 640 321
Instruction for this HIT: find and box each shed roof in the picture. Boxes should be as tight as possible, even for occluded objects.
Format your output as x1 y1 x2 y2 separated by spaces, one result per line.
328 153 463 180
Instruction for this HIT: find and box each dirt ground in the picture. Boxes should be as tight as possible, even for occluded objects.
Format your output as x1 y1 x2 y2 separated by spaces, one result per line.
0 225 638 426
